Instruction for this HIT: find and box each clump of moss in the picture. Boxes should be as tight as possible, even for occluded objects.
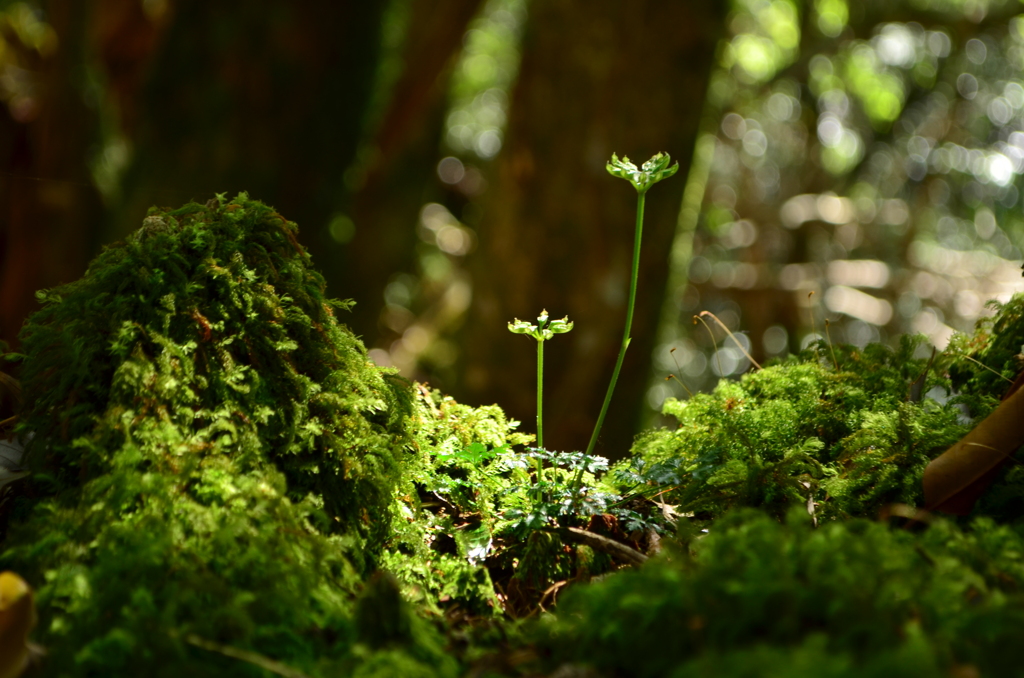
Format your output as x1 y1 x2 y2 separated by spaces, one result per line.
537 509 1024 678
17 192 411 554
520 304 1024 677
622 336 966 523
946 294 1024 408
383 384 532 618
1 194 447 675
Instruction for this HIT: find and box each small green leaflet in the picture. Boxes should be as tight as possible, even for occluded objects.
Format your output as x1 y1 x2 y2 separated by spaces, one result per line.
437 442 507 465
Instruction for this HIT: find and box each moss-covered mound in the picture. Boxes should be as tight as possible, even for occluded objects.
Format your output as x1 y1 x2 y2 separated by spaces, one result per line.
1 194 444 675
527 299 1024 678
539 510 1024 678
622 337 968 523
17 193 411 550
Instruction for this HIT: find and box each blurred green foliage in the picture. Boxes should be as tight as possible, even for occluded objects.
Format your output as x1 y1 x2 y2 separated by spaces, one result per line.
652 0 1024 415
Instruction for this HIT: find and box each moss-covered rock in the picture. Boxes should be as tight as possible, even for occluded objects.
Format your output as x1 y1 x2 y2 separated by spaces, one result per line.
17 192 412 552
1 194 437 675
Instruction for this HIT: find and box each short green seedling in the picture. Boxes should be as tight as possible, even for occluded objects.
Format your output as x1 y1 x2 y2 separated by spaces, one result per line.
574 153 678 491
509 310 573 481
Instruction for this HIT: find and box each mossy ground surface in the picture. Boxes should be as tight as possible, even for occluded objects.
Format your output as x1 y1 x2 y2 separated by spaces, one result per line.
1 195 1023 677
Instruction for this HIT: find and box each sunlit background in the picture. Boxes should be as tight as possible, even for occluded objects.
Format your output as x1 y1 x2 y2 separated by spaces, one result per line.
2 0 1023 455
350 0 1024 429
365 0 526 378
647 0 1024 418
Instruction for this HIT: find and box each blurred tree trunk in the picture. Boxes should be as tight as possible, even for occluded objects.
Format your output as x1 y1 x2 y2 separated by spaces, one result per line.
460 0 724 459
0 0 104 351
346 0 484 344
1 1 392 352
108 0 388 308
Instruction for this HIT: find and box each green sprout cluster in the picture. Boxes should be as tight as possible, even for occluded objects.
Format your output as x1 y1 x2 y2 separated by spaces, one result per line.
507 153 679 490
508 309 572 456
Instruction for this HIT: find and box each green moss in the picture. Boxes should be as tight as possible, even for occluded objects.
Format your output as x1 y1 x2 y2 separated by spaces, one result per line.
349 573 459 678
2 194 437 675
17 194 412 551
623 336 966 522
946 294 1024 409
538 510 1024 678
381 384 530 618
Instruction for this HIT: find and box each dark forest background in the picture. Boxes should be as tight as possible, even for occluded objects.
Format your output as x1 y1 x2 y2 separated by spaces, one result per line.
2 0 1023 460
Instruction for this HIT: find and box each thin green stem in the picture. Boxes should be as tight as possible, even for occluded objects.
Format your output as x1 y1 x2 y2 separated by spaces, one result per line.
576 191 646 490
510 310 571 493
534 339 545 487
536 338 544 449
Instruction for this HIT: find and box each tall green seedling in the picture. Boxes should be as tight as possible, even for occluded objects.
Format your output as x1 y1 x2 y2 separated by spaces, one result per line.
575 153 678 490
509 310 573 481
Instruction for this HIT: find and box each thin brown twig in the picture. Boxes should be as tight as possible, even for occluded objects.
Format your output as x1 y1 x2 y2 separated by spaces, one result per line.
909 347 937 403
961 355 1014 384
694 314 724 376
555 527 648 567
824 319 840 372
699 311 761 370
538 580 569 611
807 291 819 352
183 634 311 678
667 348 693 397
649 485 680 499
